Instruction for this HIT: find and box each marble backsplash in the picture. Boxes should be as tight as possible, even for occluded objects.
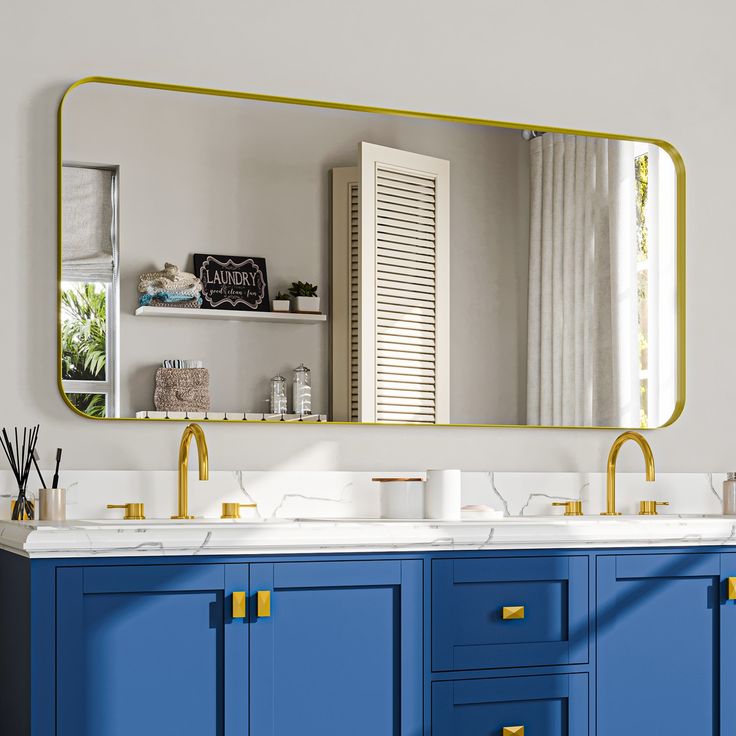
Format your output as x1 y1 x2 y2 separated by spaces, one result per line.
0 469 726 521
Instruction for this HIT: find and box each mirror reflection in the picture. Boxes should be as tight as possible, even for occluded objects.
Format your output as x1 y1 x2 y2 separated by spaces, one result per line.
59 81 681 427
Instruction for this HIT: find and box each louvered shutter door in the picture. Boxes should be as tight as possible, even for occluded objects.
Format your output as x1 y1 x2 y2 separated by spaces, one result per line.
360 143 450 424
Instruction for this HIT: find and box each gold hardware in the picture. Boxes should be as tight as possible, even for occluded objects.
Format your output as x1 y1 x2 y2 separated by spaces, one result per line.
503 727 524 736
728 578 736 601
639 500 669 516
552 500 583 516
502 605 525 620
172 423 209 519
602 431 655 516
107 502 145 520
232 591 247 619
257 590 271 617
221 502 258 519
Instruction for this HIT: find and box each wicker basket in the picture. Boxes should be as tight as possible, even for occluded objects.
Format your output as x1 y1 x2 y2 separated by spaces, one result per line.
154 368 210 412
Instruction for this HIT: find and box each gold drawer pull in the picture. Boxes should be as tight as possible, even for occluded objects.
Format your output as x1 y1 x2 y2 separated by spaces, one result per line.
728 577 736 600
502 605 525 620
232 591 246 619
503 727 524 736
257 590 271 617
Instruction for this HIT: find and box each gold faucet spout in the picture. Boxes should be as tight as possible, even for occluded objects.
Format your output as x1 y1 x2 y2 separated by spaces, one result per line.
173 423 209 519
602 431 655 516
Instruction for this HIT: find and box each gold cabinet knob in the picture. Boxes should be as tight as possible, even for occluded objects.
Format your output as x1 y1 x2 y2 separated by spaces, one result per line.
502 605 525 620
257 590 271 618
639 500 669 515
552 500 583 516
728 577 736 601
107 502 145 520
232 591 247 619
221 502 257 519
503 727 524 736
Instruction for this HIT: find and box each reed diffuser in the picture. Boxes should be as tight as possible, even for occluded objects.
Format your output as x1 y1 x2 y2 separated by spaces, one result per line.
0 424 41 520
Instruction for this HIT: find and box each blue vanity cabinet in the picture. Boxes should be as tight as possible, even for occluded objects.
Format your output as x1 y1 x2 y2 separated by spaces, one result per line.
10 546 736 735
597 552 734 735
53 557 422 736
56 563 249 736
432 673 589 735
249 559 423 736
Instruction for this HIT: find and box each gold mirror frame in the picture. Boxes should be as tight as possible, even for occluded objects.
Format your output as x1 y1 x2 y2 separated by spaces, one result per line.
57 76 686 429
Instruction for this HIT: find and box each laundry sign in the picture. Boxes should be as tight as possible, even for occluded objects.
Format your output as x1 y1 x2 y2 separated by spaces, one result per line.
193 253 270 311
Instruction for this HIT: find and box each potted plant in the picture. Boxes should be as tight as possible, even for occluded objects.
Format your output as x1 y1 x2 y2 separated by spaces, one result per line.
288 281 320 313
272 291 291 313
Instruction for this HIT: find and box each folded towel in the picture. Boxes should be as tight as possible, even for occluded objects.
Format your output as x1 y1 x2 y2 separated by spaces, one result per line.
141 284 202 298
140 292 202 307
138 263 202 294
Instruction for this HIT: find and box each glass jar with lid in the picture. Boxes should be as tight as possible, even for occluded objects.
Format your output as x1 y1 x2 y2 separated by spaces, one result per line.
270 374 287 414
292 363 312 415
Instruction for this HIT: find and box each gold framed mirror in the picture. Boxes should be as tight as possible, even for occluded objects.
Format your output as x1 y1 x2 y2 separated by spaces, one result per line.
58 77 685 428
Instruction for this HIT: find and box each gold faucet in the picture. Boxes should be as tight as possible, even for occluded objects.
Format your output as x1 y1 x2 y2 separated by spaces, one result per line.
602 431 655 515
172 423 209 519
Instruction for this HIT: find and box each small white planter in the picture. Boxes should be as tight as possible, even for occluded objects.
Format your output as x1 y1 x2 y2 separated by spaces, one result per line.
272 299 290 313
292 296 320 313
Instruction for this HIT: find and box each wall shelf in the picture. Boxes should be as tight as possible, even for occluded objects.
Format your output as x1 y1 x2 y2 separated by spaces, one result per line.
135 306 326 324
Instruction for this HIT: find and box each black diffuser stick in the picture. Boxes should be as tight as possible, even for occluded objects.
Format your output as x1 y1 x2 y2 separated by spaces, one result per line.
52 448 63 489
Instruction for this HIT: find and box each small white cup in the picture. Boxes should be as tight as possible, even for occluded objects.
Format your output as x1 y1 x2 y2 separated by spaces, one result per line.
424 469 462 520
39 488 66 521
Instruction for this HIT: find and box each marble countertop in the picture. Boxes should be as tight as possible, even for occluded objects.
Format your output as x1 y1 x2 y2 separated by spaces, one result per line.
1 515 736 558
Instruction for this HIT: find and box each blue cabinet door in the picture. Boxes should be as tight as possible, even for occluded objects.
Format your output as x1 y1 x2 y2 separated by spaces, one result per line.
249 559 422 736
432 673 588 735
56 563 248 736
720 552 736 733
597 553 722 735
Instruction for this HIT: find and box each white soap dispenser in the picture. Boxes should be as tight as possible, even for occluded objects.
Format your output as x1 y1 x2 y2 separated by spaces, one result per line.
724 473 736 515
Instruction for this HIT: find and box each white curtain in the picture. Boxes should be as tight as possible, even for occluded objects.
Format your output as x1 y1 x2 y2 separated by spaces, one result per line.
526 133 639 426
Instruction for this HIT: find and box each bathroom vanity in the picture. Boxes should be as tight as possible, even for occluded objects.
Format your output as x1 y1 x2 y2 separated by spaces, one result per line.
2 517 735 736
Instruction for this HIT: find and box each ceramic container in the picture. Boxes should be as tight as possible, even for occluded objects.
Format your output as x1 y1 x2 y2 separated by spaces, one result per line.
292 296 320 313
373 477 424 519
425 469 462 520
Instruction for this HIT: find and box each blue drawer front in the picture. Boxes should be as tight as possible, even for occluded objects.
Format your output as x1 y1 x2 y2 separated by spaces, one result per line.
432 673 588 735
433 556 588 671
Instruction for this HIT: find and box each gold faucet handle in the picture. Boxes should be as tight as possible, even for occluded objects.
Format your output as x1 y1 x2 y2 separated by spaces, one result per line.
221 502 258 519
107 503 145 520
552 500 583 516
639 500 669 516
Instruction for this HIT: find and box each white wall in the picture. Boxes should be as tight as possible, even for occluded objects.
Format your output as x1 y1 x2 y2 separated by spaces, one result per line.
0 0 732 473
62 82 529 423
